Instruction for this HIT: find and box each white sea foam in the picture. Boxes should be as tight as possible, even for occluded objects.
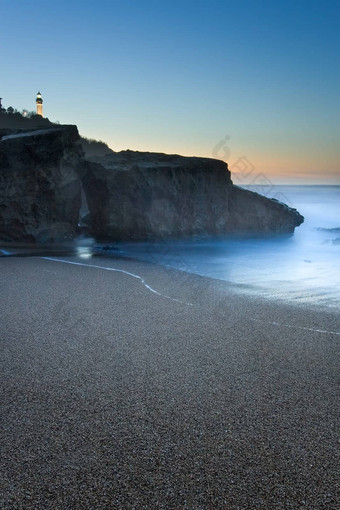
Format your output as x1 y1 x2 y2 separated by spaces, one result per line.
42 257 193 306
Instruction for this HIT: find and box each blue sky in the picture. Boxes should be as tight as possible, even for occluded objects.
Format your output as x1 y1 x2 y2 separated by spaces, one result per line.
1 0 339 183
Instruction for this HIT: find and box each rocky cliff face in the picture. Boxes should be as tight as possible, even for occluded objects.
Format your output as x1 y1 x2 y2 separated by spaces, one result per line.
0 129 303 244
82 151 303 240
82 151 233 239
0 126 82 242
228 185 303 234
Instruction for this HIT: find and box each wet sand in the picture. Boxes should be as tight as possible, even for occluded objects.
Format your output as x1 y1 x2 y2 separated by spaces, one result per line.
1 254 339 509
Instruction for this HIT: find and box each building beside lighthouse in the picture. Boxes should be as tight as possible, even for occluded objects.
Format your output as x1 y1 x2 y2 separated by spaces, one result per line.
36 92 43 116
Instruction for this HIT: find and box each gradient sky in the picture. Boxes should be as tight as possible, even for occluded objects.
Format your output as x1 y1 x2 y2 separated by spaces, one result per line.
1 0 339 183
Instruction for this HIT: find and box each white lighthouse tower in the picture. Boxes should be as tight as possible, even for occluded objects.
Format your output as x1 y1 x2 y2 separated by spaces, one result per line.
36 92 43 116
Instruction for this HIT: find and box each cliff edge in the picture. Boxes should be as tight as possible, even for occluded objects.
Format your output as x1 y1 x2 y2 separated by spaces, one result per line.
0 128 303 243
83 151 303 240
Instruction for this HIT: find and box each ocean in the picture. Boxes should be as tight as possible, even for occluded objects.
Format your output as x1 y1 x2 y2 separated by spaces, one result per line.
110 186 340 309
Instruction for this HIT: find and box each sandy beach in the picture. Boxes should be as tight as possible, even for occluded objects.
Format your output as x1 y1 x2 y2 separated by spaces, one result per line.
1 253 339 509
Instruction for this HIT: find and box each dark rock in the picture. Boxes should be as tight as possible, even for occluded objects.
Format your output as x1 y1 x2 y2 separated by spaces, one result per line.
82 151 304 240
227 185 304 234
316 227 340 233
0 126 82 242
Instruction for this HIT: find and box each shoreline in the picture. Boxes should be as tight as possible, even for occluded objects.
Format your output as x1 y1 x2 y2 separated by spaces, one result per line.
44 252 340 341
1 243 340 320
114 251 340 315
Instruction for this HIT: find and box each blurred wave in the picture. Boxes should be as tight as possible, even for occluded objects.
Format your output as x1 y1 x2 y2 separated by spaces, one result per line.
115 186 340 308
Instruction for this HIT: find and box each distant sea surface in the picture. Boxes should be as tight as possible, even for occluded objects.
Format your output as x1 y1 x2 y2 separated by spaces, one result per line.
109 186 340 309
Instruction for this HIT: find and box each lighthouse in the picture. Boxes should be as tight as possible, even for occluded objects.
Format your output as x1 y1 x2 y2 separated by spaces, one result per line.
36 92 43 116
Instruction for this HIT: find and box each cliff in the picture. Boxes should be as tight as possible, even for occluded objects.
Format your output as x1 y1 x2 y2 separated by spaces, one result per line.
82 151 303 240
0 126 82 242
0 128 303 244
228 185 303 234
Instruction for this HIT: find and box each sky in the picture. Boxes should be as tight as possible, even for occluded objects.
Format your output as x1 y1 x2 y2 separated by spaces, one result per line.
1 0 339 183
